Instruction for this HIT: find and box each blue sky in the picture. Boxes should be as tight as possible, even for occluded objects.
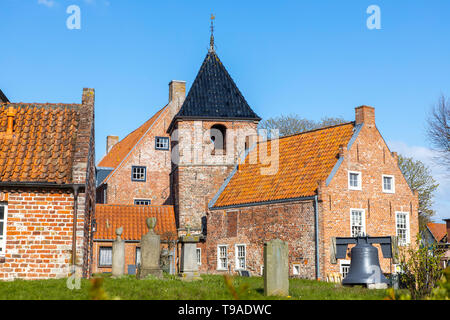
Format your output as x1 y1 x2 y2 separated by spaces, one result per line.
1 0 449 221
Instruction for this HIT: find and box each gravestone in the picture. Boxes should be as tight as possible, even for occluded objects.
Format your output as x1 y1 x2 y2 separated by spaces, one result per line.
179 226 202 281
137 218 163 279
112 227 125 278
264 239 289 296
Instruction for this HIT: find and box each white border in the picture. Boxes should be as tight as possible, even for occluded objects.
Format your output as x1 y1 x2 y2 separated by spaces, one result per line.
217 244 228 271
234 244 246 271
350 208 366 237
348 171 362 191
395 211 410 246
382 175 395 193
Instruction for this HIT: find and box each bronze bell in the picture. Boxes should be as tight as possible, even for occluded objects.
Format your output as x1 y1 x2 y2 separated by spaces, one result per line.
336 236 392 287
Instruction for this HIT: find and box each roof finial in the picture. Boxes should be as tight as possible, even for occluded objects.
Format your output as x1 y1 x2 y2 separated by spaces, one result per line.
209 13 215 52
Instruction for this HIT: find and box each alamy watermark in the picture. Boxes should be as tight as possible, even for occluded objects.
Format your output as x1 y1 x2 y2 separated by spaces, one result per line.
66 5 81 30
367 5 381 30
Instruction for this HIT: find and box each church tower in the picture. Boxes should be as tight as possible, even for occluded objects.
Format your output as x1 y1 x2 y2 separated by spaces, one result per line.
168 18 260 233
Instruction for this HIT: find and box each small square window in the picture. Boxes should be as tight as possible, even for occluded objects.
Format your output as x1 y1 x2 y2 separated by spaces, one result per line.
348 171 362 190
155 137 170 150
134 199 151 205
382 175 395 193
131 166 146 182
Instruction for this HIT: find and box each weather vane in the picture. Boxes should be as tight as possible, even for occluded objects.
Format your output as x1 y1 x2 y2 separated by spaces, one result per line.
209 13 215 52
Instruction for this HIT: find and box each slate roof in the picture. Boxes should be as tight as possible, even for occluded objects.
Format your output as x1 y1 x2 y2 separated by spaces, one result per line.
427 222 447 243
174 51 260 121
0 90 8 103
0 103 83 184
211 123 356 208
94 204 177 241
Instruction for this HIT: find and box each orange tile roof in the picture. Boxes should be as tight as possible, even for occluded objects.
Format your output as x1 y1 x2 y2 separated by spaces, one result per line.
427 223 447 242
98 106 166 169
212 123 356 208
0 103 81 184
94 204 177 241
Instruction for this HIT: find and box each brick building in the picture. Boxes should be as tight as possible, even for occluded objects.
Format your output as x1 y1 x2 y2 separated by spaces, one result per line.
96 40 419 279
92 204 177 275
0 88 96 280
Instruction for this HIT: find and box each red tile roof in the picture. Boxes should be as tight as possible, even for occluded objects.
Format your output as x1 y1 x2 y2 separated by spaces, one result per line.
0 103 82 184
94 204 177 241
98 106 166 169
427 222 447 242
212 123 356 208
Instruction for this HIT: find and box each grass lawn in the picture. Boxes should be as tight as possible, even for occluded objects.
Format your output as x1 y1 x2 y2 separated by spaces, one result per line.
0 274 393 300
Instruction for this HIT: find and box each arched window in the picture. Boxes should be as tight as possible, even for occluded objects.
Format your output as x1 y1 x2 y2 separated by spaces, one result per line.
210 124 226 154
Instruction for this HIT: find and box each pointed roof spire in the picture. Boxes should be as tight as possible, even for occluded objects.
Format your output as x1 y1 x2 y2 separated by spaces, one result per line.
209 13 215 52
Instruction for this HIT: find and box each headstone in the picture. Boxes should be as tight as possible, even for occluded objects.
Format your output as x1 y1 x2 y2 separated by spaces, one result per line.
112 227 125 278
137 218 163 279
264 239 289 296
179 226 202 281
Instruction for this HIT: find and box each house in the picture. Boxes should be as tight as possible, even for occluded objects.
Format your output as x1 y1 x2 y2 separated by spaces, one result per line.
423 220 449 268
92 204 177 275
0 88 96 280
96 35 419 279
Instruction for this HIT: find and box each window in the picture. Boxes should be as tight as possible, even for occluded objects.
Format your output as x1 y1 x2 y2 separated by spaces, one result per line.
0 205 7 255
348 171 362 190
293 264 301 276
235 244 246 270
382 175 395 193
131 166 146 182
99 247 112 267
155 137 170 150
350 209 365 237
340 260 351 278
217 245 228 270
396 212 410 246
196 248 201 266
136 247 141 266
134 199 151 206
210 124 227 154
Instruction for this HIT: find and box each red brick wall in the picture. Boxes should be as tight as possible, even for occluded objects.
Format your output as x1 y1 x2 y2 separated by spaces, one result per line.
104 107 173 205
0 191 84 280
206 200 317 278
319 121 419 278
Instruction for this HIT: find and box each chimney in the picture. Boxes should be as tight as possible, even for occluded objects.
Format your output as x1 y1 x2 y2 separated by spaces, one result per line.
355 105 375 127
106 136 119 154
169 80 186 117
391 152 399 163
444 219 450 243
6 106 15 135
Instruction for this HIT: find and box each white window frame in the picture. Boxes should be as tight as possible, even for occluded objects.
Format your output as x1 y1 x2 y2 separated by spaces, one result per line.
395 212 410 246
196 248 202 266
134 199 152 206
350 208 366 237
382 175 395 193
340 259 351 278
0 204 7 256
136 247 141 266
292 264 301 276
235 244 246 271
348 171 362 191
217 245 228 271
155 136 170 150
99 247 112 267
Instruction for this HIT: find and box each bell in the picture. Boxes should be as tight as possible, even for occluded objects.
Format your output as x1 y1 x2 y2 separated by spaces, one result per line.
342 237 389 286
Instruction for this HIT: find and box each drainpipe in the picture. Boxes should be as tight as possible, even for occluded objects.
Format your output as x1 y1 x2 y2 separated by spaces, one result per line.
72 185 80 268
314 195 321 280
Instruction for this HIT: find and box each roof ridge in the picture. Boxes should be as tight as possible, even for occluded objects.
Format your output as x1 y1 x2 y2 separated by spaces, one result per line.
1 102 81 108
97 204 174 208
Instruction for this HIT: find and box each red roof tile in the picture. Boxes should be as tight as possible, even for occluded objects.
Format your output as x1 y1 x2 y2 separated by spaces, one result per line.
94 204 177 241
213 123 355 208
427 223 447 242
0 103 82 184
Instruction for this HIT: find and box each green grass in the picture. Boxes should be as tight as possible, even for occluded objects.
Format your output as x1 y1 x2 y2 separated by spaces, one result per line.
0 274 394 300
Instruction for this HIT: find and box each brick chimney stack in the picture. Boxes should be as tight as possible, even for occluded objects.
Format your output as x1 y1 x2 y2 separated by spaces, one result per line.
6 106 15 136
106 136 119 154
355 105 375 127
169 80 186 118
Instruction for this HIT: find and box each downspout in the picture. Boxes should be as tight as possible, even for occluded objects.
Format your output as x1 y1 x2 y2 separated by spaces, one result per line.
72 185 80 268
314 195 321 280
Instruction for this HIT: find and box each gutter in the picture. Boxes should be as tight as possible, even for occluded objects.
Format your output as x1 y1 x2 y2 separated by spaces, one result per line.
314 195 320 280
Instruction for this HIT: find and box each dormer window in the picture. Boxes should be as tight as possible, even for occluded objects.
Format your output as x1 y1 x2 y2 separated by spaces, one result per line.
382 175 395 193
348 171 362 190
210 124 226 154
